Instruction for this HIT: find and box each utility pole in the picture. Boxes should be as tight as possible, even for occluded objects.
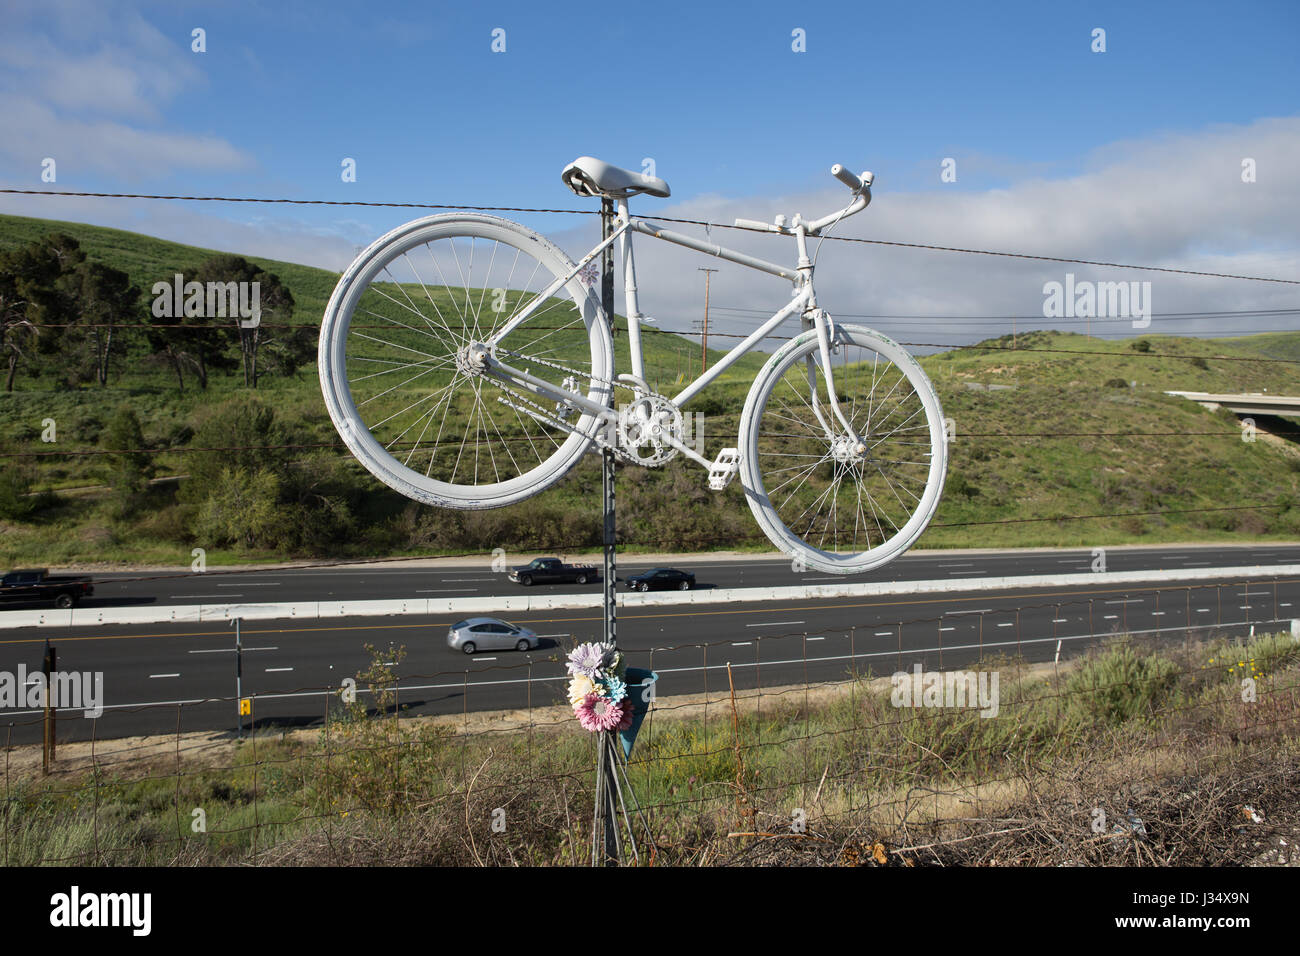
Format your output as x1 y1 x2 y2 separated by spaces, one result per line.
698 268 717 375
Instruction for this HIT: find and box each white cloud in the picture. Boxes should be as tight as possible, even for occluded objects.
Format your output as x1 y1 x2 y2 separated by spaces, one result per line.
541 116 1300 349
0 2 250 179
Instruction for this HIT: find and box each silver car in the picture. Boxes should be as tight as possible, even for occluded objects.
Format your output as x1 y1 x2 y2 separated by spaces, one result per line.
447 617 538 655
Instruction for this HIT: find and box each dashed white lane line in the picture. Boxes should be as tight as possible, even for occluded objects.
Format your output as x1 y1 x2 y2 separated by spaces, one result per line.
265 667 293 673
947 608 994 616
174 594 230 599
417 589 477 593
745 621 804 628
938 563 974 568
149 673 179 679
1196 608 1211 613
875 631 894 636
1104 615 1119 620
473 657 497 662
806 636 825 641
940 627 956 632
997 622 1014 628
1052 618 1069 623
217 582 280 587
1105 599 1144 605
949 571 987 575
731 641 752 647
188 646 278 654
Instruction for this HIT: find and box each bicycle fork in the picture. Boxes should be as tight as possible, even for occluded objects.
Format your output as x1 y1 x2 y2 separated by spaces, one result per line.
794 222 863 452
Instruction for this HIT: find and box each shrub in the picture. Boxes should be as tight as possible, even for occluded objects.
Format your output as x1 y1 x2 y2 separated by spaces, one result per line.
193 467 289 549
1065 645 1179 726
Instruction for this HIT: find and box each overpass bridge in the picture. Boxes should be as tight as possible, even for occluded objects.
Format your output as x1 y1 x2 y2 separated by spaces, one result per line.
1166 391 1300 417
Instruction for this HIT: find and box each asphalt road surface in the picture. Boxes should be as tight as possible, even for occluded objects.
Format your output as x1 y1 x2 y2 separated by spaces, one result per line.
1 544 1295 744
14 542 1300 608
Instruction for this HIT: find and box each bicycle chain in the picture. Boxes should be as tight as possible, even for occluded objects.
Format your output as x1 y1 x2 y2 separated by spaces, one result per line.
494 346 666 464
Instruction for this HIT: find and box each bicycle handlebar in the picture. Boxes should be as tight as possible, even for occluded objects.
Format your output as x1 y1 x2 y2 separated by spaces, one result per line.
733 164 874 235
831 164 862 191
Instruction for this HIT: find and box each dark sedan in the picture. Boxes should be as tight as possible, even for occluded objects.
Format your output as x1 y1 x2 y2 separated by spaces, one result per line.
625 568 695 592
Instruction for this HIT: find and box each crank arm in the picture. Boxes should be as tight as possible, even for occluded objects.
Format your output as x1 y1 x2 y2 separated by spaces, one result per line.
658 431 714 470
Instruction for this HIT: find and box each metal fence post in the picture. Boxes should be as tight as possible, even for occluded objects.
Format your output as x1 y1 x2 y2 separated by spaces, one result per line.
598 195 619 866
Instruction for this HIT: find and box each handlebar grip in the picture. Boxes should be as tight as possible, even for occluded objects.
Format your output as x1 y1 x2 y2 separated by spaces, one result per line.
831 164 863 191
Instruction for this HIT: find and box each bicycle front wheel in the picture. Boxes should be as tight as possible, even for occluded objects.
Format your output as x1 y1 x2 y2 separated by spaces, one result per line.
739 324 948 574
318 214 613 510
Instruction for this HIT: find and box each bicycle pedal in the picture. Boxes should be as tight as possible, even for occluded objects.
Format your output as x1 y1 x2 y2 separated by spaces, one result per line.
708 448 740 490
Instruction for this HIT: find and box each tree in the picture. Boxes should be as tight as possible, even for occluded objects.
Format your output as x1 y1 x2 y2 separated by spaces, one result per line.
103 407 154 516
190 255 302 388
0 233 85 390
66 262 141 386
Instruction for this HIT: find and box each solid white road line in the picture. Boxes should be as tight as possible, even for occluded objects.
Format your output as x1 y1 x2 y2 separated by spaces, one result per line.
149 673 179 679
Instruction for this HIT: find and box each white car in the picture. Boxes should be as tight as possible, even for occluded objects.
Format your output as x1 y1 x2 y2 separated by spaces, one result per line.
447 617 538 654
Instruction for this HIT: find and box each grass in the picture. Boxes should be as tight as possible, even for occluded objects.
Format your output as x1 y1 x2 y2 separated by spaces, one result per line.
4 630 1298 866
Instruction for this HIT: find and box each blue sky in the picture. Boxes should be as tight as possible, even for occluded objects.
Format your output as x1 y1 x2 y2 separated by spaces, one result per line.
1 0 1297 343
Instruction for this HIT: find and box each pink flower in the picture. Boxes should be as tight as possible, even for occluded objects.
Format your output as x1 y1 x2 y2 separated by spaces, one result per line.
574 693 631 733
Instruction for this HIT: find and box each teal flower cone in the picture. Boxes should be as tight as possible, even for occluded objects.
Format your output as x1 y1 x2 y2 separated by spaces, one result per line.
620 668 658 758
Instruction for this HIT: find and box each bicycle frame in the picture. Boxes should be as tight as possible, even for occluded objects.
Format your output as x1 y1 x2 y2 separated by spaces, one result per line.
482 197 863 465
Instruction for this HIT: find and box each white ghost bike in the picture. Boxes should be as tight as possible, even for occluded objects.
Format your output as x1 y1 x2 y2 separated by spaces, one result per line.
318 157 947 574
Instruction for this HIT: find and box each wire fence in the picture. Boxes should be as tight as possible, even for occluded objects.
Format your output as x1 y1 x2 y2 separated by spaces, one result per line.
4 577 1298 866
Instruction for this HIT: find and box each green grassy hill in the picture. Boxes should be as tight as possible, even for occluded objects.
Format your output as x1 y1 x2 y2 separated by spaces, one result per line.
1 214 1298 566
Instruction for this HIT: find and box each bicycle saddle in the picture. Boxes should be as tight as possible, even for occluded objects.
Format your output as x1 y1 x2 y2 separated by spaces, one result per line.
561 156 671 199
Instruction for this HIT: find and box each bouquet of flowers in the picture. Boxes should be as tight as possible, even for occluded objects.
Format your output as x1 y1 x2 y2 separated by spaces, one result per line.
566 641 634 733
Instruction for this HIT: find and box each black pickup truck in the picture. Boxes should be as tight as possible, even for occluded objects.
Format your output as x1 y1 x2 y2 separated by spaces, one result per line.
0 569 95 609
507 557 599 586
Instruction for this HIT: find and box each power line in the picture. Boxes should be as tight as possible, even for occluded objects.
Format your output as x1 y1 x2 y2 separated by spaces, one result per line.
4 428 1297 460
3 186 1298 285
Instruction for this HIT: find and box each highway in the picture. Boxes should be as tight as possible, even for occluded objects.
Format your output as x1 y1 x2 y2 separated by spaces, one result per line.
1 543 1297 744
26 542 1300 606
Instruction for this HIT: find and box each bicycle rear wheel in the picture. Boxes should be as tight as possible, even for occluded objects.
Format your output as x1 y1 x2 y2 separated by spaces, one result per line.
739 324 947 574
318 214 613 509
